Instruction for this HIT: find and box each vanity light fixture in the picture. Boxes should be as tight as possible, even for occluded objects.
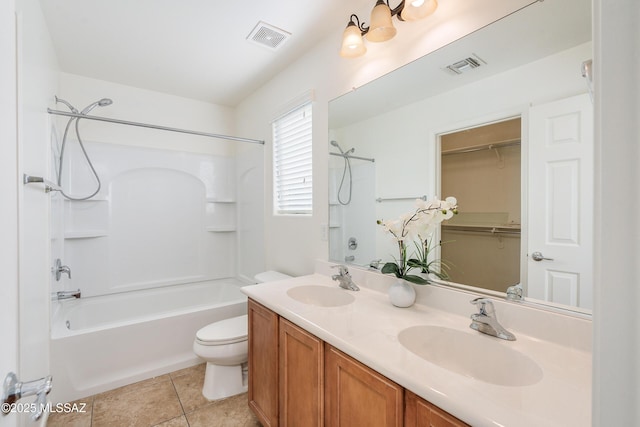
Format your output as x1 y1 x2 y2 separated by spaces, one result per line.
339 0 438 58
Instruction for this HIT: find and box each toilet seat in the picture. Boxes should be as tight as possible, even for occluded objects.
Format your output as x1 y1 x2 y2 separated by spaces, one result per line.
196 314 248 346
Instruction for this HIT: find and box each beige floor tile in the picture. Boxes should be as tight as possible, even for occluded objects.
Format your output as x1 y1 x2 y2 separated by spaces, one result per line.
186 393 260 427
94 375 170 401
171 364 210 413
46 396 94 427
169 362 205 380
47 408 92 427
152 415 190 427
92 375 182 427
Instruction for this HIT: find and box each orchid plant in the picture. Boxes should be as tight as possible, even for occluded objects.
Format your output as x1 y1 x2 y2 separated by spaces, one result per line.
377 197 458 284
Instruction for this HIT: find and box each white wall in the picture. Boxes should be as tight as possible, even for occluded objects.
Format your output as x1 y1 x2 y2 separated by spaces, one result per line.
15 0 59 410
592 0 640 425
236 0 535 277
0 0 19 424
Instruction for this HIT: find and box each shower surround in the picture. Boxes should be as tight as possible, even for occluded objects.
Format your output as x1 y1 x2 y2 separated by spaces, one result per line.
49 138 263 402
54 140 259 296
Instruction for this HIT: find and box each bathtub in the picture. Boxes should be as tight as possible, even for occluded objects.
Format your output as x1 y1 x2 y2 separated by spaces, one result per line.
49 279 249 403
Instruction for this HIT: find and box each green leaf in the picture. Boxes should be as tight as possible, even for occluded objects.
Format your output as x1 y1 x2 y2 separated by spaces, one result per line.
381 262 401 278
404 274 430 285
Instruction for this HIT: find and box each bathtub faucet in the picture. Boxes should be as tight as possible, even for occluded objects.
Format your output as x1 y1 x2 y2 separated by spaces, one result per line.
54 289 81 300
54 258 71 281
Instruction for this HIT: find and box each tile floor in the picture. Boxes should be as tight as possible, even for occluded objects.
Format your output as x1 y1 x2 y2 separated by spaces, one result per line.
47 363 261 427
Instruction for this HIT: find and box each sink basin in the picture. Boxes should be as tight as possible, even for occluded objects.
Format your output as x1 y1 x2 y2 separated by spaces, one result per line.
286 285 356 307
398 325 543 387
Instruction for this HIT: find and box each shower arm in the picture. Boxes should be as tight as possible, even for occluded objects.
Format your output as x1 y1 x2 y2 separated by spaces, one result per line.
47 109 265 145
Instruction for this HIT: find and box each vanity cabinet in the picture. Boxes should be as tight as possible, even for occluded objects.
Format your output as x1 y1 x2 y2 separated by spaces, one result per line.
248 299 324 426
279 318 324 426
325 345 403 426
405 390 470 427
248 299 279 426
248 298 467 427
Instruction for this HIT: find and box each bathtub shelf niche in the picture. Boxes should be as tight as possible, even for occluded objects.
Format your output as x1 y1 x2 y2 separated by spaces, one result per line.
64 230 109 239
206 198 236 204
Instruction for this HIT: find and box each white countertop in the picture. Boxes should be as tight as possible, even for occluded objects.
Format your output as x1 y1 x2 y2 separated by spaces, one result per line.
242 272 592 427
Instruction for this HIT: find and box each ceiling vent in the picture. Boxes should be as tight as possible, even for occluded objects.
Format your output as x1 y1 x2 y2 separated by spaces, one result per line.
444 54 486 75
247 21 291 50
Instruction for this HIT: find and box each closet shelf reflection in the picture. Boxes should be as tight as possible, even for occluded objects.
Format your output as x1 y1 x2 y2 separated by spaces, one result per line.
442 224 521 236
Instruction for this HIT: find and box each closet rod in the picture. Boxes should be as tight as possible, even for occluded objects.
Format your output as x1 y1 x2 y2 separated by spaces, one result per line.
442 139 520 156
47 109 265 145
329 152 375 163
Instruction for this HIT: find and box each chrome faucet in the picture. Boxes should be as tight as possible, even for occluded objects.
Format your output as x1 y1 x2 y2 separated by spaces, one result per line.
54 258 71 281
331 265 360 291
368 259 383 270
54 289 81 300
469 297 516 341
506 283 524 301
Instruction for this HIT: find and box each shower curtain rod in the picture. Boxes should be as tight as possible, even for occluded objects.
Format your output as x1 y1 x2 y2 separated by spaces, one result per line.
47 109 265 145
329 151 375 163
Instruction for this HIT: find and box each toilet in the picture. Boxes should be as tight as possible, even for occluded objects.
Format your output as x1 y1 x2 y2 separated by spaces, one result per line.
193 271 291 401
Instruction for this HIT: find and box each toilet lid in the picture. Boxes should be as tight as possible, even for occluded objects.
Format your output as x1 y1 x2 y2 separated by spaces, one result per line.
196 314 248 345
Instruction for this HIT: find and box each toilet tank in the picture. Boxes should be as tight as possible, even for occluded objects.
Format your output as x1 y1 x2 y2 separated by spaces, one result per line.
254 270 292 283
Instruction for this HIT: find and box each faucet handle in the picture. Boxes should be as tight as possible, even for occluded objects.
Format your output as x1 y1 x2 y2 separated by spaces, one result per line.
470 297 495 315
331 264 350 276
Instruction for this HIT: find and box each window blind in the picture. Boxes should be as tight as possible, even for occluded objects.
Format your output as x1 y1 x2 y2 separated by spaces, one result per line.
273 102 312 215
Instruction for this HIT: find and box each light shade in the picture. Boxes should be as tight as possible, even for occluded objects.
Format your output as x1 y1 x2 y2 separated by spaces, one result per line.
400 0 438 21
366 0 397 42
340 22 367 58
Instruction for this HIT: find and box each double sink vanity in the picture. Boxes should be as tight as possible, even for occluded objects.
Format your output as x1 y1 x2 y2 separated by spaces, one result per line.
241 261 592 426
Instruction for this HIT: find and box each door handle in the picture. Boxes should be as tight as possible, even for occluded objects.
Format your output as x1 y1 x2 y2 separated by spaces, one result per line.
531 251 554 262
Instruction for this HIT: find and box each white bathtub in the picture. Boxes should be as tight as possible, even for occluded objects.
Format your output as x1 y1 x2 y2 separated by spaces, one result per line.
50 279 249 403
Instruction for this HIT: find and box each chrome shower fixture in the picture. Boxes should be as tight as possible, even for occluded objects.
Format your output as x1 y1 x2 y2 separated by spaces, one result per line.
80 98 113 115
54 96 78 114
330 140 355 155
55 95 114 201
330 140 354 205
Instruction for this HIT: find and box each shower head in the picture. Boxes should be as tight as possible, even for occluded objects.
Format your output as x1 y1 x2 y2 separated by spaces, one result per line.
80 98 113 115
55 96 78 114
330 140 355 155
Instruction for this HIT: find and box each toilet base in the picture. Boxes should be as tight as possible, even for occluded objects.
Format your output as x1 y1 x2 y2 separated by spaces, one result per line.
202 361 247 401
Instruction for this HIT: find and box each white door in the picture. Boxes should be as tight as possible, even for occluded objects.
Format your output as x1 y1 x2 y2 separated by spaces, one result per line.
1 1 19 426
527 93 594 309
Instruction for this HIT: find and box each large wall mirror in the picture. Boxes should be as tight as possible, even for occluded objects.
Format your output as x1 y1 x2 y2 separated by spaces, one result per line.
328 0 592 313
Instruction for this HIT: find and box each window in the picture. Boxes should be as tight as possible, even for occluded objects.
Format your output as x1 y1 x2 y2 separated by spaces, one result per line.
273 102 312 215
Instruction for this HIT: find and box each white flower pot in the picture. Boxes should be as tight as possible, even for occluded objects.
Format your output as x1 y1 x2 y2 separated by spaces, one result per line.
388 279 416 308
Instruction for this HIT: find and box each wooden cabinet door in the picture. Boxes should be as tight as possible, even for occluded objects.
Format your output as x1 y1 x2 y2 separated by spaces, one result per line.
279 318 324 426
405 390 470 427
248 299 279 426
325 345 403 427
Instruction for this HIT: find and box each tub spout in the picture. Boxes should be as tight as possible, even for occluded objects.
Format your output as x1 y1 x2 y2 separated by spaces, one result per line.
55 289 81 300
